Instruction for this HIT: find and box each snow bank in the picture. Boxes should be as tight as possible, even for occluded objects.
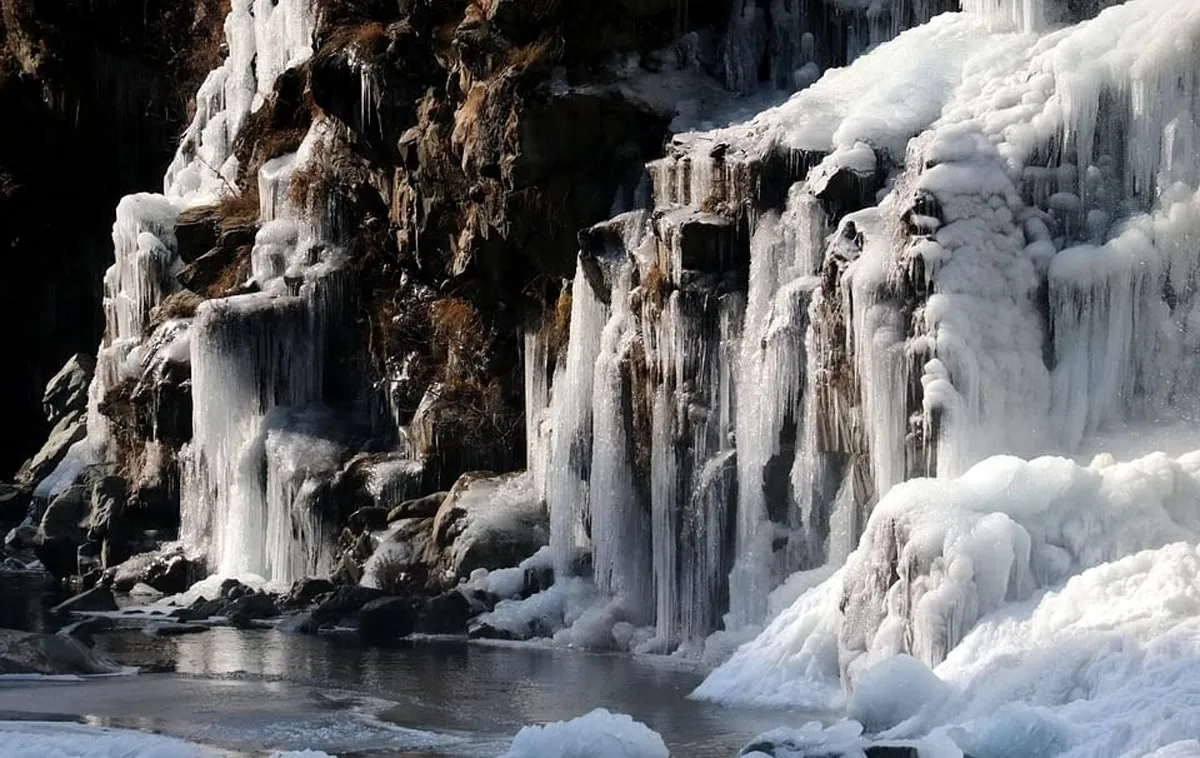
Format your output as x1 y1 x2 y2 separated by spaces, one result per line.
500 709 668 758
0 721 217 757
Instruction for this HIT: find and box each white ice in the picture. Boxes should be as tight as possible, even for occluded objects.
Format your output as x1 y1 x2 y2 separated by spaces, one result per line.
500 709 669 758
0 721 218 758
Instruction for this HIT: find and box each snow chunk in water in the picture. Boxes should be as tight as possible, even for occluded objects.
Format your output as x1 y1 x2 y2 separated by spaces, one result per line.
500 709 668 758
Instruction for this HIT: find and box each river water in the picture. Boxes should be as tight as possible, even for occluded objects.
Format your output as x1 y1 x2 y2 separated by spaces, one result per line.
0 575 814 756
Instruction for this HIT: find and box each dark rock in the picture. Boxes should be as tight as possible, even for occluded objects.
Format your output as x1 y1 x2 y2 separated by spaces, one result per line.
312 586 385 624
224 592 279 620
4 524 38 552
387 491 448 522
171 597 226 622
865 748 920 758
110 547 204 595
349 506 392 533
0 628 122 675
52 586 119 614
219 578 253 599
41 354 94 426
283 577 335 608
174 206 222 264
177 243 250 293
86 475 126 543
414 590 472 635
145 623 209 637
467 622 518 641
57 616 116 646
17 411 87 487
0 484 31 524
358 597 417 645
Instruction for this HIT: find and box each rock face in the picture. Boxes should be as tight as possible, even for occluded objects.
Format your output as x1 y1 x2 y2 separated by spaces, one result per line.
0 628 122 676
16 354 93 486
0 0 227 478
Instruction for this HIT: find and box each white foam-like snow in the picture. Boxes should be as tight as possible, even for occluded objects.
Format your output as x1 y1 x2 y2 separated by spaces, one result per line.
500 709 669 758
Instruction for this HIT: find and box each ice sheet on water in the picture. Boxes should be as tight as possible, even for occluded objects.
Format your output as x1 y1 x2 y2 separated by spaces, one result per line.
500 709 669 758
0 721 217 757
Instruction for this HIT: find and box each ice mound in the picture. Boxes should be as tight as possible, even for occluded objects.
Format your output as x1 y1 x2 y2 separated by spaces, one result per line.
500 709 669 758
699 450 1200 756
0 721 217 757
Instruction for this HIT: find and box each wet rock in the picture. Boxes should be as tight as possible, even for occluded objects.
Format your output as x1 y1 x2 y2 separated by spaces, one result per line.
414 590 472 635
219 578 254 599
4 523 38 553
224 592 279 620
52 585 118 614
0 628 122 675
283 577 335 608
467 621 518 641
57 616 116 646
387 491 448 522
358 597 417 645
312 586 385 625
0 484 31 524
145 622 209 637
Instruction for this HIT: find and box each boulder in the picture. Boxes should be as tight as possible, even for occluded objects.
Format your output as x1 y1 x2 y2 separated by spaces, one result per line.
41 354 94 426
33 483 90 577
17 412 87 487
51 585 118 614
109 546 204 595
312 585 385 625
414 590 473 635
427 472 548 584
0 628 122 675
283 577 335 609
223 592 279 620
0 483 30 523
387 491 448 522
358 597 417 645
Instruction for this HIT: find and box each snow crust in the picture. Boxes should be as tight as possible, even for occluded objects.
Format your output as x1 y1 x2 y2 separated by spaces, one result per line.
500 709 669 758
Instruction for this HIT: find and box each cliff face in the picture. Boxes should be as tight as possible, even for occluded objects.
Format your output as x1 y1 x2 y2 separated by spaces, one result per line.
0 0 227 476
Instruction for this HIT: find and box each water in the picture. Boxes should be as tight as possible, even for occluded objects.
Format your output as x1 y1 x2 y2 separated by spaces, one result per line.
0 578 812 757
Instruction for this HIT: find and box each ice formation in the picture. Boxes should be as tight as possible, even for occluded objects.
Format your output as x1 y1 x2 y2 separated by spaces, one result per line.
500 709 670 758
33 0 357 584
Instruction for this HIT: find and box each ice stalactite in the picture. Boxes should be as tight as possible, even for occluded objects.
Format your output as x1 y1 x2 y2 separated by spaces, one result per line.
590 257 655 624
546 263 609 579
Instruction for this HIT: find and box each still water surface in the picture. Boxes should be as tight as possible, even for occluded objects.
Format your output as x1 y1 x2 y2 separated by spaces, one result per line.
0 575 814 756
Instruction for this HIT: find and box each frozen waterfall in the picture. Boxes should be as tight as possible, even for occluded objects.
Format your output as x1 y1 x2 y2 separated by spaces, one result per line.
528 0 1200 681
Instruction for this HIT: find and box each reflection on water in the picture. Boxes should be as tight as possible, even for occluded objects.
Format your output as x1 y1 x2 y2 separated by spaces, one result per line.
0 573 64 633
0 576 816 756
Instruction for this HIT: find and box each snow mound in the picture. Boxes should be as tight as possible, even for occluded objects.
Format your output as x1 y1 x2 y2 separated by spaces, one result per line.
0 721 217 758
500 709 669 758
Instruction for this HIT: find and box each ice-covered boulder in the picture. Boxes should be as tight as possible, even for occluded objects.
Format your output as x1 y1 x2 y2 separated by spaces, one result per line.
500 709 669 758
426 471 548 585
